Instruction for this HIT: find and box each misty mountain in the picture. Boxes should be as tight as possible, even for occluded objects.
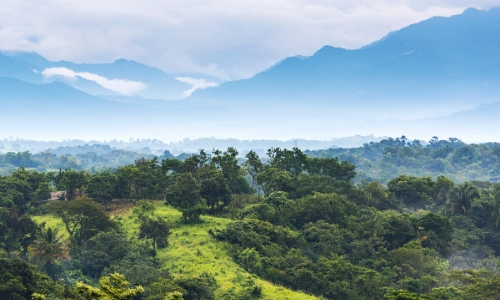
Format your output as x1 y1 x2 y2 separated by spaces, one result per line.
0 51 191 99
189 8 500 119
1 7 500 143
0 76 248 141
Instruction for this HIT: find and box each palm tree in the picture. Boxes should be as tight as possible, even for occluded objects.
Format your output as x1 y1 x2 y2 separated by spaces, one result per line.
489 186 500 227
445 182 480 215
28 226 70 279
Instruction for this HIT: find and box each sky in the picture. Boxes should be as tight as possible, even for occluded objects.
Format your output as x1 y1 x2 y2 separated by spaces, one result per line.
0 1 498 80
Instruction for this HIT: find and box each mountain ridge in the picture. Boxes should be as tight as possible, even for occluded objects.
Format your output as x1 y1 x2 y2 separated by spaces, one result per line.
1 7 500 142
0 51 192 99
188 7 500 116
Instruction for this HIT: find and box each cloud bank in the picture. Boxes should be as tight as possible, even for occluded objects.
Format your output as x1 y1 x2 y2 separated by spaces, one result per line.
41 67 146 95
0 1 498 79
175 77 219 97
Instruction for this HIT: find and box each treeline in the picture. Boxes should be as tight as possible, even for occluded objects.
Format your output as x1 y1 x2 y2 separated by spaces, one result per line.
0 148 179 175
307 136 500 183
0 136 498 183
3 136 500 185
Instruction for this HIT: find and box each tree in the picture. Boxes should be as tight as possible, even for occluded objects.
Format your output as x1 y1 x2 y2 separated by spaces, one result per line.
417 213 453 254
0 258 37 300
212 148 250 194
198 166 232 213
175 272 218 300
307 157 356 181
146 277 186 300
489 185 500 227
0 173 33 212
433 176 454 207
361 180 398 210
243 151 263 195
132 200 156 221
165 292 184 300
48 197 116 244
115 165 138 200
139 217 171 252
376 211 416 250
80 231 130 278
86 171 118 210
17 215 39 258
256 168 293 195
383 290 420 300
55 169 88 200
267 147 307 176
33 182 52 205
28 226 69 279
75 272 144 300
388 175 435 209
166 173 205 222
132 158 158 200
445 182 480 215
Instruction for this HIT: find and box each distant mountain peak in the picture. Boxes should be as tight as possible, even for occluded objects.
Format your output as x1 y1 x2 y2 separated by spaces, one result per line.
0 51 192 99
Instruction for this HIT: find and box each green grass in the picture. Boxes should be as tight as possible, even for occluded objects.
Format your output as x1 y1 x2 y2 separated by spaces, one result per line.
32 214 70 240
34 201 318 300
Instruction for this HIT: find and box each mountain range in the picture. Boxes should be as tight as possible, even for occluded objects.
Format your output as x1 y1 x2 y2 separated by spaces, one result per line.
0 51 193 99
189 7 500 119
1 7 500 142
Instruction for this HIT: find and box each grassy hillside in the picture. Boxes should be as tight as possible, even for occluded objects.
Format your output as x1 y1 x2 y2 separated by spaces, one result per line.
34 202 318 300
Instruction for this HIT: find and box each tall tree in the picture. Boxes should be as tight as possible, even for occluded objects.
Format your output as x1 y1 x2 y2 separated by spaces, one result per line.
267 147 307 176
212 148 250 194
489 185 500 227
445 182 480 215
28 226 69 279
48 197 116 244
198 166 232 212
138 217 171 252
166 173 205 222
243 150 264 195
86 171 118 210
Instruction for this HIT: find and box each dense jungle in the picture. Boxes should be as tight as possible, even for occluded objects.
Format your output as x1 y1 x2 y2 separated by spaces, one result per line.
1 141 500 299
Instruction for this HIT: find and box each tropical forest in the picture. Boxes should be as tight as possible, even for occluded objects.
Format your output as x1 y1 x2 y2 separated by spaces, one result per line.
1 138 500 300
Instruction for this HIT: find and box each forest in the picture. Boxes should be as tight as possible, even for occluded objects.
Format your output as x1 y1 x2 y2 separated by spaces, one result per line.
1 144 500 299
2 136 500 185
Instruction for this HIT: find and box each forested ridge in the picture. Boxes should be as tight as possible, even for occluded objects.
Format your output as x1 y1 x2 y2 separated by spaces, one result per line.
2 136 500 185
1 144 500 299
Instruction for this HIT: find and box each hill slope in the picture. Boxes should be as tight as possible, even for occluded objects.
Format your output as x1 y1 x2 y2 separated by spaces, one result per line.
34 202 318 299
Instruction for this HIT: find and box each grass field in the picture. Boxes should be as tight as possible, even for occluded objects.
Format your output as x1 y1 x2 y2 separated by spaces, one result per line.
34 201 318 300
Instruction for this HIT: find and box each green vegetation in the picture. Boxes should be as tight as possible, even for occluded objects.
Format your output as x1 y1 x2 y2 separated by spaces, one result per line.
3 143 500 299
307 136 500 183
2 136 500 185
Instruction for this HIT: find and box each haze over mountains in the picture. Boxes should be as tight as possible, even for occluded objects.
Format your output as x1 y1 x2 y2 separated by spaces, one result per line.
190 8 500 116
0 51 193 99
1 7 500 142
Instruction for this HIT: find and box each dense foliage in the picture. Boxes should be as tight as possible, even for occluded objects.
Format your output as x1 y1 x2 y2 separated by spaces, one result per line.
2 136 500 185
307 136 500 184
1 144 500 299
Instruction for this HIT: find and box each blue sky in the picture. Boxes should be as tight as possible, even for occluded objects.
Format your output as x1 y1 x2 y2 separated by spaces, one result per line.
0 1 497 80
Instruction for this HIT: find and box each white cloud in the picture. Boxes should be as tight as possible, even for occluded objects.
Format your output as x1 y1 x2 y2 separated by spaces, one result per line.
0 1 498 79
175 77 218 97
41 67 146 95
